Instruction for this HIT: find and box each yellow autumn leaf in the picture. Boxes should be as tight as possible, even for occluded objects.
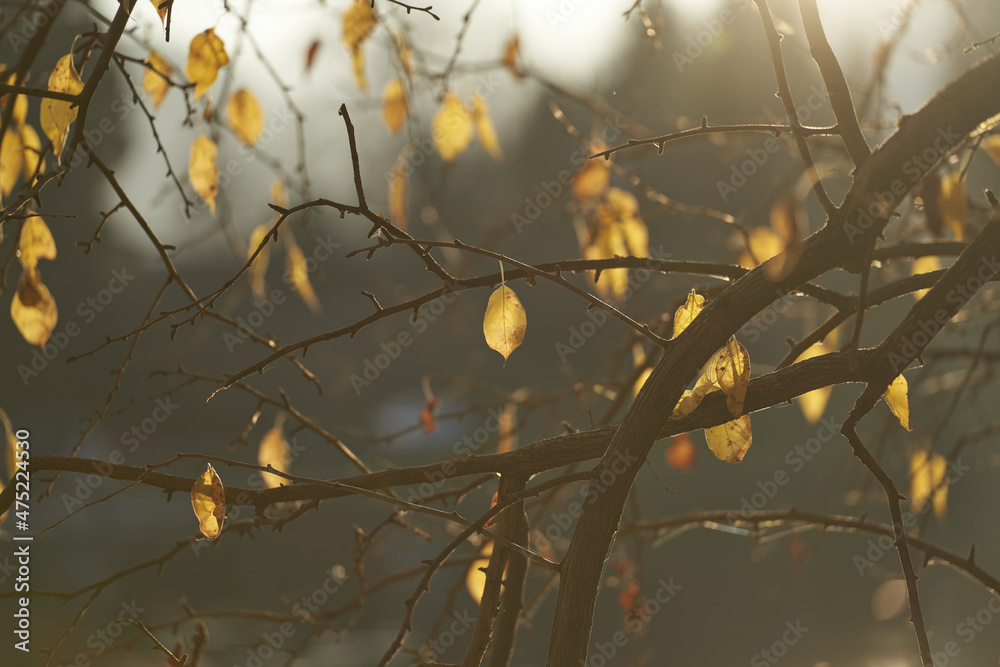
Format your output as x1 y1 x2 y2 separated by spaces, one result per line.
226 88 264 146
738 226 783 269
189 135 219 214
433 93 474 163
939 172 966 241
794 343 832 423
39 53 84 163
343 0 377 91
11 267 58 346
258 417 291 490
0 127 23 197
381 77 407 135
884 374 910 430
191 462 225 540
466 541 493 605
248 224 270 302
18 216 56 269
671 373 720 419
6 72 28 126
483 285 526 364
472 93 503 160
603 188 648 257
571 157 610 205
910 450 947 518
984 135 1000 168
584 221 629 301
185 29 229 100
711 336 750 418
388 150 409 228
286 240 321 314
20 123 41 182
911 255 942 300
705 414 752 463
149 0 168 27
673 290 705 338
142 51 172 110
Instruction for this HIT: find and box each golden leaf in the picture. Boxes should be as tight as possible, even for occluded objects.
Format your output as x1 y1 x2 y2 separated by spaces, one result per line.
343 0 377 91
705 415 752 463
794 343 832 423
0 126 23 197
711 336 750 418
984 135 1000 168
257 418 291 490
226 88 264 146
673 290 705 339
739 226 784 270
191 463 225 540
584 219 629 301
185 29 229 100
432 93 474 163
472 93 503 160
189 135 219 214
939 172 966 241
466 541 493 604
884 374 910 430
910 450 947 518
911 255 942 300
11 267 58 346
142 51 172 110
503 35 523 79
571 157 610 204
18 216 56 270
248 224 270 302
671 373 720 419
483 285 526 364
20 123 41 182
286 240 321 314
149 0 168 27
39 53 84 163
6 72 28 126
381 77 407 135
388 150 409 229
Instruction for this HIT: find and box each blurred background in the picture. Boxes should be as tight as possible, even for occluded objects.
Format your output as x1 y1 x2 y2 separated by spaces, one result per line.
1 0 999 664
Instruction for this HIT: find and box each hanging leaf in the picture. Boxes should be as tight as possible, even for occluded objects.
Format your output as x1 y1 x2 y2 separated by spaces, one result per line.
571 155 610 205
185 29 229 100
18 216 56 269
705 415 752 463
11 267 57 346
40 53 84 163
671 372 719 419
142 51 172 109
432 93 474 163
673 290 704 338
257 418 291 490
191 463 226 540
599 188 648 257
343 0 377 91
938 172 966 241
226 88 264 146
472 93 503 160
189 135 219 214
665 433 697 470
247 224 270 302
381 77 407 135
149 0 168 27
0 127 23 197
483 285 526 364
884 374 910 430
304 40 321 74
711 337 750 418
984 135 1000 168
20 123 41 182
286 240 321 314
910 450 947 518
911 255 942 300
5 72 28 126
387 149 409 229
794 343 832 423
466 541 493 605
503 35 523 79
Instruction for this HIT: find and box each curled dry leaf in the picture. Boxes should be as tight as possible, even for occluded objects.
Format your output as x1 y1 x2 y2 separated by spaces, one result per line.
40 53 84 163
226 88 265 146
671 372 719 419
257 420 291 489
381 77 407 135
432 93 474 163
189 135 219 214
18 216 56 270
712 337 750 418
483 285 526 364
11 268 57 347
704 414 752 463
185 29 229 100
673 290 704 338
142 51 172 110
884 374 910 430
191 463 225 540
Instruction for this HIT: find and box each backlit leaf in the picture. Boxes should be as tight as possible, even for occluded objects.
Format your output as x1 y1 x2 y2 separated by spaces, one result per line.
939 172 966 241
671 373 719 419
432 93 474 163
191 463 225 540
910 450 947 518
884 374 910 430
185 29 229 100
466 541 493 604
472 93 503 160
40 53 84 163
20 123 41 182
149 0 168 27
286 240 321 314
388 149 409 228
0 127 23 197
673 290 704 338
226 88 264 146
483 285 526 364
911 255 941 300
381 77 407 134
189 135 219 214
11 267 57 346
142 51 172 109
18 216 56 269
739 226 783 270
712 336 750 418
343 0 377 91
571 156 610 204
705 414 752 463
503 35 523 79
984 135 1000 168
247 224 270 302
257 418 291 490
793 343 832 423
